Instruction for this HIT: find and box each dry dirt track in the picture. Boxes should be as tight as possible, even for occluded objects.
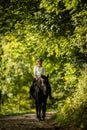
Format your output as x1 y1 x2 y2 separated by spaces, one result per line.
0 112 62 130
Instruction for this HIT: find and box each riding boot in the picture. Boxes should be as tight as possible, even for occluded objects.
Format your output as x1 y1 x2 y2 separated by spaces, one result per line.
28 84 34 99
47 83 53 99
49 88 53 99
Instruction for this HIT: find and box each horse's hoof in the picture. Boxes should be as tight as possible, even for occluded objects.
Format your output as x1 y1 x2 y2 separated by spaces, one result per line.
36 118 39 121
36 117 41 121
41 118 45 121
41 116 45 121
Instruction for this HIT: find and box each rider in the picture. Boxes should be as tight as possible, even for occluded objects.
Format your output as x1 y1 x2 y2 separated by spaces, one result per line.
29 58 53 99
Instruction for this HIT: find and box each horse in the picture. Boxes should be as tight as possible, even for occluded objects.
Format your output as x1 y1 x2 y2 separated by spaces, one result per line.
31 75 49 121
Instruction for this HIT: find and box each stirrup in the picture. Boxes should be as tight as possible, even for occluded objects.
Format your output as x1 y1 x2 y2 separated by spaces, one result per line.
28 95 32 99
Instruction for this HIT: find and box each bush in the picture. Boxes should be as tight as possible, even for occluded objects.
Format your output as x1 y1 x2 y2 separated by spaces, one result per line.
55 64 87 129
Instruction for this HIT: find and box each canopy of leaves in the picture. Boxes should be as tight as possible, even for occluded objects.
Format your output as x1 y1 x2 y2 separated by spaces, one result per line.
0 0 87 129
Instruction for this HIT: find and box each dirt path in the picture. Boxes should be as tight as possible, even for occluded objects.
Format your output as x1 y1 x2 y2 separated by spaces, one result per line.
0 112 62 130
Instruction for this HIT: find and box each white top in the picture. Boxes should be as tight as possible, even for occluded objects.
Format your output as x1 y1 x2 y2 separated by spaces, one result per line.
34 66 46 78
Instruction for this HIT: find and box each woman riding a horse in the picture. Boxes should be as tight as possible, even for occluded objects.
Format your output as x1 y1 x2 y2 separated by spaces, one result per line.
29 58 52 99
29 58 53 120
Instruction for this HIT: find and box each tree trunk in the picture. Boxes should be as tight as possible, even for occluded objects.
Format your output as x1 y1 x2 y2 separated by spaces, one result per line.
0 90 2 112
18 94 20 112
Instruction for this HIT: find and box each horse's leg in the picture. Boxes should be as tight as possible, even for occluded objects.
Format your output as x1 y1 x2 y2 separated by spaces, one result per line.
35 102 42 121
35 101 39 119
38 103 42 120
42 101 46 120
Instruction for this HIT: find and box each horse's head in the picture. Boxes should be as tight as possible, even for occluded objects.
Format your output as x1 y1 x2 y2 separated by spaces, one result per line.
37 76 48 95
41 75 49 85
38 77 46 88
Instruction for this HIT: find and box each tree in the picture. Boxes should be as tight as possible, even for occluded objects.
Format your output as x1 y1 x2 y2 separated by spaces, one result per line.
0 0 87 129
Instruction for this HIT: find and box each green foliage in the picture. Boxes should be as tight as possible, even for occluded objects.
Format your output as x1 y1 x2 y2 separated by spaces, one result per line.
0 0 87 129
56 64 87 128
